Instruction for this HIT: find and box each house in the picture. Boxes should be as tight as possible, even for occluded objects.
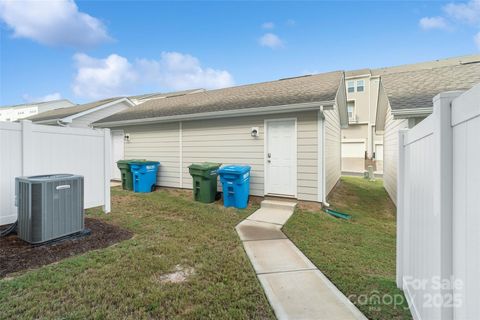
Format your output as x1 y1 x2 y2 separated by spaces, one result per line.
341 69 383 175
375 55 480 204
94 71 348 204
0 99 75 122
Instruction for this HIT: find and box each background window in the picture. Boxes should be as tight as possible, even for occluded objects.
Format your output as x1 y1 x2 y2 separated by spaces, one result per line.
347 101 355 121
347 81 355 93
356 80 365 92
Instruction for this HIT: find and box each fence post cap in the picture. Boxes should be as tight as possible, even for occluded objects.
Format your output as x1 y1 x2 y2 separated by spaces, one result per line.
433 91 464 103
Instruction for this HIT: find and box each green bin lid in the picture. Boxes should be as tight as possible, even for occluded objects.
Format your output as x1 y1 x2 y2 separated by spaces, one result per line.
188 162 221 170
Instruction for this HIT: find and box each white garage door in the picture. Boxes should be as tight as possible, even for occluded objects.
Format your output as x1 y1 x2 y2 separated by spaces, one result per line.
375 144 384 161
342 141 366 158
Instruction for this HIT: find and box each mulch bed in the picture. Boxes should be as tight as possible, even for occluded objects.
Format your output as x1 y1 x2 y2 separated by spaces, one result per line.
0 217 133 278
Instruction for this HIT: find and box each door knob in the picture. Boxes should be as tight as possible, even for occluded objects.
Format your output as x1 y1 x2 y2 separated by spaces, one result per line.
267 153 271 158
267 159 271 163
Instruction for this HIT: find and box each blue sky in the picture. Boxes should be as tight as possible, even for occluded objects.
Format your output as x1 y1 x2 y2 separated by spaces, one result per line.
1 0 479 105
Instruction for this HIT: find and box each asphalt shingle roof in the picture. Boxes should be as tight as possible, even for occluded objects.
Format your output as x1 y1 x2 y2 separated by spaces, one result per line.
27 97 119 122
379 61 480 110
129 89 204 100
96 71 344 124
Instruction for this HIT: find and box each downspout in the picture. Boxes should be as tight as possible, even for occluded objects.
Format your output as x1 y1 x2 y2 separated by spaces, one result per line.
56 119 69 127
319 106 330 207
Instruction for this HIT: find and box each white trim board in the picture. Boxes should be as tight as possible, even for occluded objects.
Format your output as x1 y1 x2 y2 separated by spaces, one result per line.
317 110 324 202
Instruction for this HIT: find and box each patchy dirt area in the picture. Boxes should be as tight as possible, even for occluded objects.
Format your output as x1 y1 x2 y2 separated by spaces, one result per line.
153 265 196 284
0 217 132 278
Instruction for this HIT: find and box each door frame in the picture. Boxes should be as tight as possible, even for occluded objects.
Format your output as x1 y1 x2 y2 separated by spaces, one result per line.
111 129 125 181
263 117 298 198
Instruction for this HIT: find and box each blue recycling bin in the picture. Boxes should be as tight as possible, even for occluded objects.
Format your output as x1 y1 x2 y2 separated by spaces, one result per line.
130 161 160 193
218 165 251 209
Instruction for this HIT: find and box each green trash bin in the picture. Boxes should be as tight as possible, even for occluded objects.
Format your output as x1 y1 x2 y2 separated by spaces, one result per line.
117 159 145 191
188 162 221 203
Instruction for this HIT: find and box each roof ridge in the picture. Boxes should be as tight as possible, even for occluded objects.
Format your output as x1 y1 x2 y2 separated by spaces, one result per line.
372 54 480 76
377 60 480 77
188 70 343 95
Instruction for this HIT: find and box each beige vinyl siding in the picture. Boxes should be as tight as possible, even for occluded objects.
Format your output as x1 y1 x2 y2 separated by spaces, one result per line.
182 116 264 195
123 123 180 188
181 111 319 201
383 104 408 205
296 114 319 201
324 104 342 197
115 110 320 202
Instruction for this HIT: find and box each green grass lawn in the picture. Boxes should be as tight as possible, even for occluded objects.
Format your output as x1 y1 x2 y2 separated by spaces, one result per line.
283 176 412 320
0 188 274 320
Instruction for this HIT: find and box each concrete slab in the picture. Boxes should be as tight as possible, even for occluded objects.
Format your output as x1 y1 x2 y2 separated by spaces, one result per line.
261 200 297 210
236 220 287 241
243 239 316 274
110 180 121 187
236 199 367 320
246 207 294 225
258 270 367 320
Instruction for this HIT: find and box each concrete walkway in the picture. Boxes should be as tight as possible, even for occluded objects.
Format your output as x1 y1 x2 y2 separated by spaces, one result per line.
236 200 367 320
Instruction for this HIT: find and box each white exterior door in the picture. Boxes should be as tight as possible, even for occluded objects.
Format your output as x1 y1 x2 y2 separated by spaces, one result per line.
265 119 296 196
111 130 124 180
375 144 384 161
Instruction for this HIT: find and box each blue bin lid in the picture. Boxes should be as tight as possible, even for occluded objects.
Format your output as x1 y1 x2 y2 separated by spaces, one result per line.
218 165 251 175
130 161 160 166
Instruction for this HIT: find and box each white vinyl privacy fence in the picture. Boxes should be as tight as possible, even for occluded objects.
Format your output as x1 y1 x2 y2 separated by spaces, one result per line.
397 84 480 320
0 120 111 225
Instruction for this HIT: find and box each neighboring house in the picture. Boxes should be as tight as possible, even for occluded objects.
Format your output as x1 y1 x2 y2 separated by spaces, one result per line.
0 99 75 122
94 72 348 204
26 97 135 127
27 97 136 180
375 55 480 204
341 69 383 174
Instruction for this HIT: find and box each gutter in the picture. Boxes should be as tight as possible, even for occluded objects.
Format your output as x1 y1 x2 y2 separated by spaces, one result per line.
391 107 433 119
94 100 335 128
32 119 59 125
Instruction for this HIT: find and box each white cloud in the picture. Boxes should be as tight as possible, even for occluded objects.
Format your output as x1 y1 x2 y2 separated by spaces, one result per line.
418 0 480 49
136 52 234 91
419 16 449 30
72 53 137 99
261 22 275 29
444 0 480 25
0 0 111 48
259 33 284 49
22 92 62 103
72 52 234 100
